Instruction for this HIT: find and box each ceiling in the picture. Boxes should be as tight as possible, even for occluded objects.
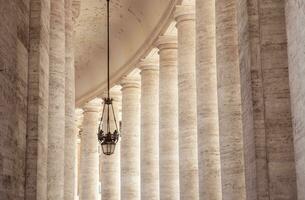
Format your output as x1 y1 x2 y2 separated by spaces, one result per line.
74 0 180 105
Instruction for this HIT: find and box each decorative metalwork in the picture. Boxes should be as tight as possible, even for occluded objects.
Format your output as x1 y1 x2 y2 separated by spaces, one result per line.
97 0 120 155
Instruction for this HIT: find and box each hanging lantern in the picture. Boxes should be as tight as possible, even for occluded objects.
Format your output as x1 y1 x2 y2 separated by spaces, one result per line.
98 98 120 155
97 0 120 155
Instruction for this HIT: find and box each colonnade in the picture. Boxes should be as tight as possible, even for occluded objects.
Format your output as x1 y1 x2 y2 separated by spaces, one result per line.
3 0 302 200
75 1 305 200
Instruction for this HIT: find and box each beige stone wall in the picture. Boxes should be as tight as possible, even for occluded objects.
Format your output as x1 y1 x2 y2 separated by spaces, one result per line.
25 0 50 200
0 0 30 199
286 1 305 199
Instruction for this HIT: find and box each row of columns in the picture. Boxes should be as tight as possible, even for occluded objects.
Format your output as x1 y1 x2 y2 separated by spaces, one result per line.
75 1 300 200
25 0 77 199
75 4 197 200
29 0 77 199
76 5 200 200
5 0 301 199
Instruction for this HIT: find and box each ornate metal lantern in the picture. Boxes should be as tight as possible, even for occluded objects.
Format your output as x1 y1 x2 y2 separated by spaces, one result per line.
97 0 120 155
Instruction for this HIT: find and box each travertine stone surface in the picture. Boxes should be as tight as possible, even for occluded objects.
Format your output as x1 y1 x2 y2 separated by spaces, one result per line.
74 109 83 199
247 1 269 199
196 0 222 199
216 0 257 199
79 99 101 200
286 1 305 199
47 0 66 199
121 77 141 200
248 0 297 199
156 35 180 200
0 0 29 199
64 0 76 199
174 6 199 200
25 0 49 200
100 90 121 200
139 59 160 200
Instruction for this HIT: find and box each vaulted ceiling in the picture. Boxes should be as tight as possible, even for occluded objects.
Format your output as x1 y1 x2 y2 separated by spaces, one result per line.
74 0 181 105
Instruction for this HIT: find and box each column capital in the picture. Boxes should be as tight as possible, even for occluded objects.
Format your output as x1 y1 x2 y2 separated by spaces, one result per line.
174 5 195 24
155 35 177 51
101 88 122 103
83 98 102 112
120 76 141 90
138 58 159 72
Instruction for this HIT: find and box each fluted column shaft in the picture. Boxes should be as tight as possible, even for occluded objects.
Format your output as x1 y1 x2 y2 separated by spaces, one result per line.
156 36 180 200
47 0 66 199
100 91 121 200
64 0 76 199
196 1 222 199
174 6 199 200
121 78 141 200
139 59 160 200
79 99 101 200
216 0 256 199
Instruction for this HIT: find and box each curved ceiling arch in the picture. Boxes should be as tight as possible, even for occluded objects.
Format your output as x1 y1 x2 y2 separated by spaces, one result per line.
74 0 186 105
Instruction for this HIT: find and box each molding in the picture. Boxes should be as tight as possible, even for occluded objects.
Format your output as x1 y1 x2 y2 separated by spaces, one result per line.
120 76 141 90
174 5 195 25
138 58 159 72
155 35 178 50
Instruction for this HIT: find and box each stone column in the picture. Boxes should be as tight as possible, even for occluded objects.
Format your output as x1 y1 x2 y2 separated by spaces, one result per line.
247 0 297 199
25 0 50 199
74 109 83 199
156 35 180 200
100 90 121 200
79 98 101 200
76 134 81 198
64 0 76 199
196 0 222 199
174 6 199 200
47 0 66 199
139 59 160 200
121 77 141 200
215 0 256 199
286 1 305 199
